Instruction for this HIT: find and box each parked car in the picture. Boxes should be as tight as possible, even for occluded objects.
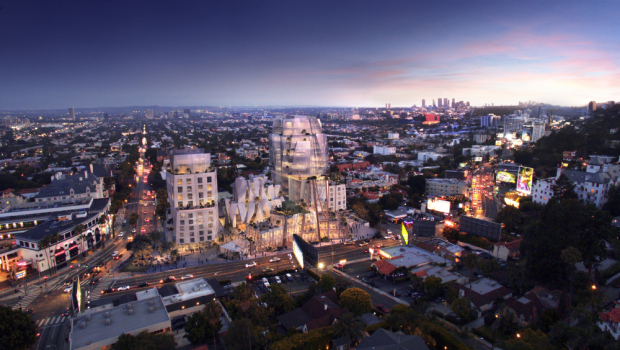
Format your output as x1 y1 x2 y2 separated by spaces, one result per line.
274 276 281 284
376 304 390 313
245 261 257 268
285 273 293 282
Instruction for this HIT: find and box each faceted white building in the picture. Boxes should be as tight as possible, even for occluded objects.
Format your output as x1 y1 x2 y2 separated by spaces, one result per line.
224 175 284 227
269 116 328 203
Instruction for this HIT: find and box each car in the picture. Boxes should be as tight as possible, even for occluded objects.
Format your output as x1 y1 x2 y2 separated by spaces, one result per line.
141 228 146 233
63 286 72 293
119 232 125 237
102 288 113 294
477 274 484 278
182 274 194 280
262 277 268 283
285 273 293 282
376 304 390 313
245 261 257 268
62 308 70 317
123 220 127 224
143 211 147 214
113 254 123 260
363 249 369 253
25 308 34 316
117 286 130 291
132 228 136 233
269 257 282 263
386 229 392 234
263 267 274 273
137 282 150 288
162 276 176 283
64 279 73 286
335 263 345 270
111 251 118 257
91 278 100 285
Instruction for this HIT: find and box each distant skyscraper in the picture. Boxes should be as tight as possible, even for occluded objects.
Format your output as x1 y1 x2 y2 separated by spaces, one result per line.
432 99 436 107
145 109 153 119
588 101 597 112
183 109 190 118
68 107 75 121
422 99 426 108
451 98 455 108
444 98 448 108
173 111 178 119
466 101 470 107
438 98 442 108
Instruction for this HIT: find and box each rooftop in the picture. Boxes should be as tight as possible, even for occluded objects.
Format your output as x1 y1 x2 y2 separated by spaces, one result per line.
71 296 170 350
467 277 504 295
162 278 215 306
380 245 449 267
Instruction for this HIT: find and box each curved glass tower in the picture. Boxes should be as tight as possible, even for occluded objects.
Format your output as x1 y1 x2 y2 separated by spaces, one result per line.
269 115 328 203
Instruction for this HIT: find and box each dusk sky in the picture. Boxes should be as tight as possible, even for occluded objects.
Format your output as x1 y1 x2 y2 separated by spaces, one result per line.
1 0 619 109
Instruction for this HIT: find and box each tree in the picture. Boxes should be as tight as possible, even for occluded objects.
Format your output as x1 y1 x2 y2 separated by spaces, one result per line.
463 254 479 289
148 231 162 250
160 241 175 257
551 174 578 202
339 288 372 316
442 226 460 243
128 234 153 262
332 312 365 344
603 184 620 217
112 330 176 350
319 273 335 293
334 277 352 297
222 318 263 350
205 301 224 349
270 326 334 350
39 235 52 276
260 284 295 316
500 328 552 350
184 302 223 346
423 276 443 298
450 297 476 322
129 212 139 227
561 246 582 313
406 175 426 196
0 306 37 350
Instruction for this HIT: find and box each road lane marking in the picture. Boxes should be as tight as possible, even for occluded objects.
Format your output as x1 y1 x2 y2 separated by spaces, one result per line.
41 318 50 326
59 316 65 323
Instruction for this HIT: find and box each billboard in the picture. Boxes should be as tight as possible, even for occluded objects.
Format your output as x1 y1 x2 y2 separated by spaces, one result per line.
292 238 304 270
427 198 450 214
71 276 81 314
292 234 319 269
400 223 409 245
517 167 534 194
522 127 532 142
496 171 516 183
474 157 483 162
459 216 502 241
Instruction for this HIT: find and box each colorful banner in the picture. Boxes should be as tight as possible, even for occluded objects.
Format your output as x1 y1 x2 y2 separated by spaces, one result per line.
401 223 409 245
517 167 534 194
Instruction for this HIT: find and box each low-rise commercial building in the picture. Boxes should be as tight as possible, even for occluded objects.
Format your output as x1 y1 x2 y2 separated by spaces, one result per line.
425 178 467 197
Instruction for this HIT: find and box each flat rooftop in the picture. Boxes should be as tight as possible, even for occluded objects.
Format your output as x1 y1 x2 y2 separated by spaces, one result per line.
71 296 170 350
380 245 451 267
425 238 464 255
468 278 504 295
162 277 215 306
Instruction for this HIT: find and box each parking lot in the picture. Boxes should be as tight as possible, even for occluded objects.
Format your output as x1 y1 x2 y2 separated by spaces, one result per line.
251 271 317 297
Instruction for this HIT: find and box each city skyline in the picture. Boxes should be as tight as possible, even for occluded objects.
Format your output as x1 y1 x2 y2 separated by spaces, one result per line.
0 0 619 109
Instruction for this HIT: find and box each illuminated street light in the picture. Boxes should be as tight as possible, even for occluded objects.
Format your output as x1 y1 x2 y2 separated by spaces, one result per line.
318 262 325 270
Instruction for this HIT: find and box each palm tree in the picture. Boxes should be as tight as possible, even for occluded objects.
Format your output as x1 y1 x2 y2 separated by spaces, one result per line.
49 233 61 273
76 234 86 261
204 301 223 349
333 312 365 345
233 283 254 350
463 253 479 289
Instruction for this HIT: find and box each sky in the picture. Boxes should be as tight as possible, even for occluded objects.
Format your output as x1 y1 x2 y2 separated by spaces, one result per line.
0 0 619 109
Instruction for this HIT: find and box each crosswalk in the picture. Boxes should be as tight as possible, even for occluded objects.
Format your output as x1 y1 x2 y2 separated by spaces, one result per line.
35 316 67 328
42 278 92 292
12 288 41 310
90 276 114 301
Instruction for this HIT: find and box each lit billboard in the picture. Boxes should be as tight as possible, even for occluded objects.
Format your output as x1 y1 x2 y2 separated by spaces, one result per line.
400 223 409 245
292 234 319 269
427 198 450 214
474 157 483 162
522 128 532 142
496 171 516 183
517 167 534 195
292 238 304 270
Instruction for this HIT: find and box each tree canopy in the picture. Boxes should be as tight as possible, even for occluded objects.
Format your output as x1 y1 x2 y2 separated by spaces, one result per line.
112 330 176 350
338 288 372 316
0 306 37 350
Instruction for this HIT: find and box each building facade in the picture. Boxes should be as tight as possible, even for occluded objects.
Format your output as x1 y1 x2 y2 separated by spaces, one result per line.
269 116 328 203
425 179 468 197
373 145 396 155
166 149 220 246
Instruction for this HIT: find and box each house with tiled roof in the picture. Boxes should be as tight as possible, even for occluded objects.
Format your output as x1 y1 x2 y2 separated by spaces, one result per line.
598 308 620 340
356 328 429 350
491 239 521 261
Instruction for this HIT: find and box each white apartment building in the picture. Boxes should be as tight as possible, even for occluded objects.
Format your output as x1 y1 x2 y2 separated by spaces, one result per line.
532 158 620 208
166 149 220 246
387 133 399 139
417 151 445 162
425 178 468 197
373 145 396 155
325 183 347 212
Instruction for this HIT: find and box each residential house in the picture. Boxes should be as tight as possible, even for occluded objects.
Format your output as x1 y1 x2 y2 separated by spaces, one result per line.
491 240 522 261
450 278 513 316
277 291 347 333
356 328 429 350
